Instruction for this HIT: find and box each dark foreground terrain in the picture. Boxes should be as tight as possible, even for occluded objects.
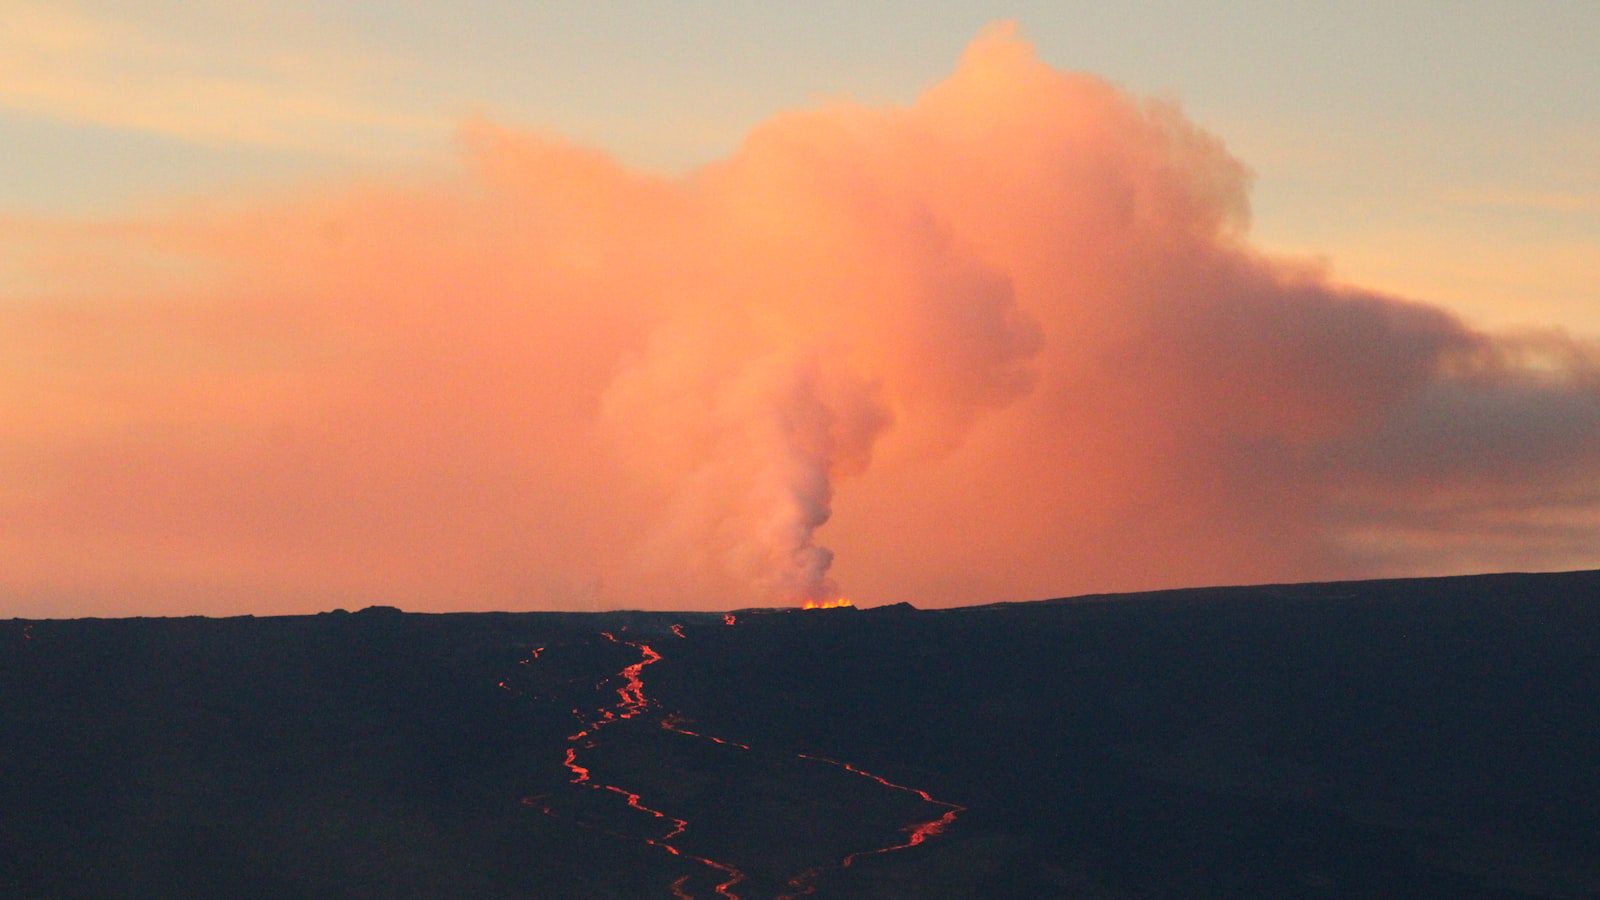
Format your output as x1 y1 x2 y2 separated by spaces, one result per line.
5 571 1600 898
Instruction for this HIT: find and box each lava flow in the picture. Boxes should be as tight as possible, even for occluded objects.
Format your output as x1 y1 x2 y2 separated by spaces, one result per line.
599 631 661 719
507 616 965 898
774 753 967 897
522 628 747 898
660 713 751 751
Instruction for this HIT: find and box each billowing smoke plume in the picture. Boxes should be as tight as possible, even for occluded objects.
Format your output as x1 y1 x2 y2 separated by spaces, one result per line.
3 24 1598 615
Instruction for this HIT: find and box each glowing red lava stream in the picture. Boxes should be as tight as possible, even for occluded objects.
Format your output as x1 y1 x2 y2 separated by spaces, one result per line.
513 619 964 899
600 631 661 719
528 796 743 899
770 754 966 898
660 714 751 751
531 629 747 899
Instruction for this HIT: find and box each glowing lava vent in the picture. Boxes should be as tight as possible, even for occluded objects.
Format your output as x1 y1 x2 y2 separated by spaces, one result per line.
801 598 855 610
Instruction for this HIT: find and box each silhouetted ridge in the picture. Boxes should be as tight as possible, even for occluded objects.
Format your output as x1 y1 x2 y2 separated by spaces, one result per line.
6 569 1600 897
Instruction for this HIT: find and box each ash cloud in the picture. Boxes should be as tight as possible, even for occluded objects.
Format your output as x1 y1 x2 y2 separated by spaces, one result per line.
3 24 1597 615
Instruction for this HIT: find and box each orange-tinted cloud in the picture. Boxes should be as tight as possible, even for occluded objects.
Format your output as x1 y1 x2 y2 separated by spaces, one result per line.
4 24 1598 615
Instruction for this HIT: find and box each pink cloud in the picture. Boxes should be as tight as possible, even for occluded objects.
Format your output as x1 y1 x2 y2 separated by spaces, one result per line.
4 24 1597 615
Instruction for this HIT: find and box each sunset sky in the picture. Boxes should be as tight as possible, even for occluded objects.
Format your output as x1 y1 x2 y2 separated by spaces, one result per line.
3 3 1598 616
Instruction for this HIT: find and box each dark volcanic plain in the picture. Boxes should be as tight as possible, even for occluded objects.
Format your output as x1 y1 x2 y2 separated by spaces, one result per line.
5 570 1600 898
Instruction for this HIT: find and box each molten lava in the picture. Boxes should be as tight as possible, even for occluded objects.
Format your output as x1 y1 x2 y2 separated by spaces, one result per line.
505 614 963 898
801 598 854 610
524 631 748 898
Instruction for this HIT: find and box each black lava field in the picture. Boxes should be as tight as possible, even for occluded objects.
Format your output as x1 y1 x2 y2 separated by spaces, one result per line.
6 570 1600 897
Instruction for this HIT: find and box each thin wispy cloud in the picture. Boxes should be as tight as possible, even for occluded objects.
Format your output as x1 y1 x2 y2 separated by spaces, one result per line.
0 1 446 154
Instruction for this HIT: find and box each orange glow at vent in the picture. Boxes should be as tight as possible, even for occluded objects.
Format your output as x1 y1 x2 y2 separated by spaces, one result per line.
801 598 854 610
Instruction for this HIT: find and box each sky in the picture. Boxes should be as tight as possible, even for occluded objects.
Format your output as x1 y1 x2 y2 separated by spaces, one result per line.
3 3 1598 616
